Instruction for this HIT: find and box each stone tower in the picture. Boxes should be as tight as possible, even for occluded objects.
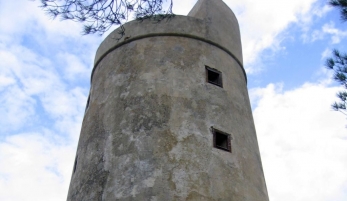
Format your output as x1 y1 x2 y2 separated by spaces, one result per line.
67 0 269 200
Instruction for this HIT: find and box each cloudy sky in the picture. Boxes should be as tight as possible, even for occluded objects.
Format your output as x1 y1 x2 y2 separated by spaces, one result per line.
0 0 346 200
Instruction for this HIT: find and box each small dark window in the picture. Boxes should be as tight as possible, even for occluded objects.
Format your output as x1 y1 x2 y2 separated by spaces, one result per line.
206 66 223 87
212 127 231 152
73 155 78 173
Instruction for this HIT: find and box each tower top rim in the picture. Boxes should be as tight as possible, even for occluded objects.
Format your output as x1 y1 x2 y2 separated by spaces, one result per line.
92 15 246 84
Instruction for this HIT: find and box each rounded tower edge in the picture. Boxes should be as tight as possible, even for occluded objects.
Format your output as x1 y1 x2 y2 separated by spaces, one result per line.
69 34 268 200
67 3 269 200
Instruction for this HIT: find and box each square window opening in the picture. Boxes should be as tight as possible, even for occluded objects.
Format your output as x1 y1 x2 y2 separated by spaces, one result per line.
212 127 231 152
206 66 223 87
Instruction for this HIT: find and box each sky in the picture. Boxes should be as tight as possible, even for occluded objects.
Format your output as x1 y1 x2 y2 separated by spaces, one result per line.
0 0 346 200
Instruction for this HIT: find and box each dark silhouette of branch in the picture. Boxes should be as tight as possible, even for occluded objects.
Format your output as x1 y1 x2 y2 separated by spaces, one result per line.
40 0 173 36
326 1 347 116
329 0 347 22
326 49 347 113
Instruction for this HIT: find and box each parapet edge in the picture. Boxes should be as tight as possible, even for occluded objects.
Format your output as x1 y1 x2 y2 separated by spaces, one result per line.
93 15 245 83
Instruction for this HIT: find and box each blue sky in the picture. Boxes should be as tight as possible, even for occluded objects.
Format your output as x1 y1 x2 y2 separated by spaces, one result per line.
0 0 346 200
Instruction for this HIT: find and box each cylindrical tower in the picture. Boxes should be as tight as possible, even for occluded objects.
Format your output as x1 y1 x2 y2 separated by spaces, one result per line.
67 0 269 200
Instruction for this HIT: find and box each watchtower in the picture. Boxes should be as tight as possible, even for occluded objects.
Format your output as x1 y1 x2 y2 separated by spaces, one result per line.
67 0 269 200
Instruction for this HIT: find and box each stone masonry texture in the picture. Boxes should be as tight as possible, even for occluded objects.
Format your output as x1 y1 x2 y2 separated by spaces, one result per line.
67 0 269 200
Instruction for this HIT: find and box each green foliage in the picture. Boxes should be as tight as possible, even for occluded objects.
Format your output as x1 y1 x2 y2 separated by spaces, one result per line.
326 49 347 114
39 0 173 35
329 0 347 21
326 1 347 115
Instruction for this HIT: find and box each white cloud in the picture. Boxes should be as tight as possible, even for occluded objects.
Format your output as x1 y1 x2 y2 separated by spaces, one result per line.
172 0 196 15
251 82 347 201
0 132 76 201
57 53 91 81
321 48 331 60
0 45 52 131
304 21 347 44
322 22 347 44
222 0 320 72
0 43 87 135
0 0 92 135
0 2 89 199
0 85 36 132
313 4 332 18
310 29 326 42
0 75 15 88
0 40 85 198
0 0 81 39
0 41 85 198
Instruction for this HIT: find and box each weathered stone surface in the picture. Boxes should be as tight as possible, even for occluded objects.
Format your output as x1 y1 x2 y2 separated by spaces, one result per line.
188 0 243 64
67 0 269 200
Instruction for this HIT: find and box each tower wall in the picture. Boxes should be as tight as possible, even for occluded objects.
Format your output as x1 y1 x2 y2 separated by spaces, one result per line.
67 1 269 200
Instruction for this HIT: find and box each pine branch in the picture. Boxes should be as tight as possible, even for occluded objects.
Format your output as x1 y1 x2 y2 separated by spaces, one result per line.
39 0 173 35
329 0 347 21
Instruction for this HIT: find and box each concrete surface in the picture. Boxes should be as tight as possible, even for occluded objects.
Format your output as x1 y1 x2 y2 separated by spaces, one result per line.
67 0 269 200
